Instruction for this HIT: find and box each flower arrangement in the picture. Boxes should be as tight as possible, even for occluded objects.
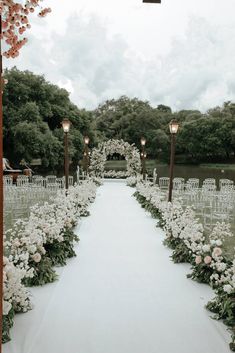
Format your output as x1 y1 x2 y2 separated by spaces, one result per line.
3 180 97 342
3 256 32 343
134 182 234 350
126 175 143 187
90 139 141 177
188 223 232 285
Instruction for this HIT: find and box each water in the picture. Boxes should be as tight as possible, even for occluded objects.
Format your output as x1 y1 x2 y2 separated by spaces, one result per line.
104 160 235 186
154 164 235 187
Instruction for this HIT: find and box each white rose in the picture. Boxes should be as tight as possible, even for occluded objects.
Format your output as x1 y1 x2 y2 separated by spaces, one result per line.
202 244 210 253
223 284 233 294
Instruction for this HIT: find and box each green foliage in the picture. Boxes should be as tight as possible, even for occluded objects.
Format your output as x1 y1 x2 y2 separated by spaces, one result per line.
3 67 97 172
187 262 213 284
171 242 193 264
23 256 57 287
206 292 235 327
206 291 235 350
94 97 235 163
163 236 180 250
2 308 15 344
4 68 235 168
45 228 79 267
94 96 171 159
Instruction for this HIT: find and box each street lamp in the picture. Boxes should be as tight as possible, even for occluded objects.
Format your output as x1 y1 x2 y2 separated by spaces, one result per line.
168 119 179 202
84 136 90 176
84 136 90 145
61 118 71 192
140 137 147 180
140 137 146 147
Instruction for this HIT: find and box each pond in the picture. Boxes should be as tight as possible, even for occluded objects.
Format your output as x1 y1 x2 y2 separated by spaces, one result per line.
105 160 235 186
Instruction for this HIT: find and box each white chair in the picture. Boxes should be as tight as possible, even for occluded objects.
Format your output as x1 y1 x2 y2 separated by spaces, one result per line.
46 175 57 185
187 178 200 189
219 179 234 191
159 177 170 190
69 176 74 186
32 175 44 187
3 175 13 186
17 175 29 187
203 178 216 186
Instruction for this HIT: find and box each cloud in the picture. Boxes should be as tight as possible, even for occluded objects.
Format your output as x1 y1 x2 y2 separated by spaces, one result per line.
141 17 235 111
4 14 235 112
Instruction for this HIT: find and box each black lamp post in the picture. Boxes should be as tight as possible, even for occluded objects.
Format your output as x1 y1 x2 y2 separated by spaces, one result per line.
140 137 147 181
168 120 179 202
61 118 71 192
143 0 161 2
84 136 90 175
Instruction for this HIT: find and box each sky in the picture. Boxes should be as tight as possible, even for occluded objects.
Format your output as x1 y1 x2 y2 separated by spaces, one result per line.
4 0 235 112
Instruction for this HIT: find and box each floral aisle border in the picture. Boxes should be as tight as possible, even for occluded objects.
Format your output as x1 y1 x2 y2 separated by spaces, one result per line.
90 139 141 177
3 180 98 343
134 182 235 351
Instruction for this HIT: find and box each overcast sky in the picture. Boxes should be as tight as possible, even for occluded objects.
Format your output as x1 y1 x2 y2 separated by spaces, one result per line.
4 0 235 111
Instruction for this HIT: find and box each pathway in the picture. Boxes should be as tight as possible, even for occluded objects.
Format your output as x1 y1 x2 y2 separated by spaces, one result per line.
4 181 231 353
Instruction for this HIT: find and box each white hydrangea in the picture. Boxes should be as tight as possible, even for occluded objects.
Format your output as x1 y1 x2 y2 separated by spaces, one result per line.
3 256 32 316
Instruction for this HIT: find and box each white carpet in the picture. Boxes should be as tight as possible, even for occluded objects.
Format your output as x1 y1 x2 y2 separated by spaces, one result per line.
3 181 231 353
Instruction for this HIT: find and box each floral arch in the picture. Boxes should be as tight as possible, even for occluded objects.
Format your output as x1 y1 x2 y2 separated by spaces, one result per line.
89 139 141 177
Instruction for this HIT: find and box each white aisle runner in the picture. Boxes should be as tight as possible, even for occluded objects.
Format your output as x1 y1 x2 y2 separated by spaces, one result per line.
4 181 231 353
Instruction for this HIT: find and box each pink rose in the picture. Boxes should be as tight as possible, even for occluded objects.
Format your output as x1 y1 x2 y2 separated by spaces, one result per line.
204 256 212 265
195 256 202 265
32 253 41 263
212 247 222 257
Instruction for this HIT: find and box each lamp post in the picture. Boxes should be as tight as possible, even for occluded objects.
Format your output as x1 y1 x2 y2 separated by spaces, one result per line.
140 137 147 181
84 136 90 175
168 119 179 202
61 118 71 192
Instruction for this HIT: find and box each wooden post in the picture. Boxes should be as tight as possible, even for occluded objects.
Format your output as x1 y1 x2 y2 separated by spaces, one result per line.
0 14 3 353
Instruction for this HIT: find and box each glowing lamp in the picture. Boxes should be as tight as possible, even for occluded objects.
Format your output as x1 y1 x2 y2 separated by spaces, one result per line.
61 118 71 133
169 120 179 135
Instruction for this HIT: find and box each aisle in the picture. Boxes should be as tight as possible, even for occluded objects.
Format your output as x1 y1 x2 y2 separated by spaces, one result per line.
4 181 231 353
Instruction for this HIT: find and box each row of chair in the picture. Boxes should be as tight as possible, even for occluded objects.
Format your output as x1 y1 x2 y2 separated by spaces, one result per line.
155 176 234 191
3 175 74 188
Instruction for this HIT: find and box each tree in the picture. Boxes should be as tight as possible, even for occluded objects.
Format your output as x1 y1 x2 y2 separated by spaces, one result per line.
3 68 98 171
